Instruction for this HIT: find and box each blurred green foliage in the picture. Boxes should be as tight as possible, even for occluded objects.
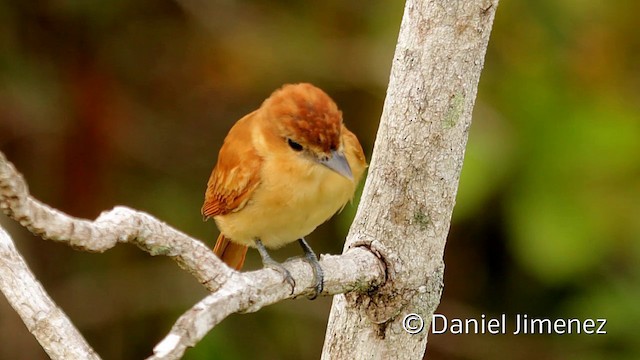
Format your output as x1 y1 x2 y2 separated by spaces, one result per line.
0 1 639 359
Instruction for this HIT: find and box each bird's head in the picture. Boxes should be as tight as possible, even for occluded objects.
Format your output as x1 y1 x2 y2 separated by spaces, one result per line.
258 83 353 180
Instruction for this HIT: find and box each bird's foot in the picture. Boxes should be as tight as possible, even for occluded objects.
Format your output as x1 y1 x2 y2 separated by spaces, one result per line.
255 239 295 294
298 238 324 300
262 257 296 293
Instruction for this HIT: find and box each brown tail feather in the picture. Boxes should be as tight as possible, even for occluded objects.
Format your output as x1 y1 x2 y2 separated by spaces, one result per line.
213 234 248 270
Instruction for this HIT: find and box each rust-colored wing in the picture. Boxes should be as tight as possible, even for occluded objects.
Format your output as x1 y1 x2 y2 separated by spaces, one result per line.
202 112 262 219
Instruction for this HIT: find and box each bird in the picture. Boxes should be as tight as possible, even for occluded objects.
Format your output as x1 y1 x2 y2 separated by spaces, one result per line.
202 83 367 298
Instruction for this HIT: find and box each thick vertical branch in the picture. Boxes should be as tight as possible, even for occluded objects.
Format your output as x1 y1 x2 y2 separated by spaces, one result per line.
322 1 498 359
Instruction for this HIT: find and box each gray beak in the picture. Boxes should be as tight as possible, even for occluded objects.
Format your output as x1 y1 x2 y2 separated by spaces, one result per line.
318 150 353 180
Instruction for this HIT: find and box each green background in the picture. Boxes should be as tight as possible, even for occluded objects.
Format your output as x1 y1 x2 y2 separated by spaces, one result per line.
0 1 638 359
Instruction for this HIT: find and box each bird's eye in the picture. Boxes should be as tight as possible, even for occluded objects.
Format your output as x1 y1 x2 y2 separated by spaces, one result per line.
287 138 303 152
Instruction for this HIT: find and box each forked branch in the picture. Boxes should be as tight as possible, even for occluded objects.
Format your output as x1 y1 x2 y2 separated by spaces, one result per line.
0 151 386 359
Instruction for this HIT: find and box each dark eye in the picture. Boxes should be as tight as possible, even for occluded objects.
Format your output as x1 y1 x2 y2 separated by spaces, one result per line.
287 138 303 152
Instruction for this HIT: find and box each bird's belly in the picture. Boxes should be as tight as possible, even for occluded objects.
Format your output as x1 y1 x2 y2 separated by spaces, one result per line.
215 170 354 249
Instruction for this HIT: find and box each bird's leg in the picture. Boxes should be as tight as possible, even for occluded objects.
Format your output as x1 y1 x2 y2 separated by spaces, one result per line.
255 239 295 294
298 238 324 300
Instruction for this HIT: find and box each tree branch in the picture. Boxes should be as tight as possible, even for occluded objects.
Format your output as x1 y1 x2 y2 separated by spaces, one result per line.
149 247 383 359
322 0 499 358
0 150 386 358
0 152 231 292
0 225 100 360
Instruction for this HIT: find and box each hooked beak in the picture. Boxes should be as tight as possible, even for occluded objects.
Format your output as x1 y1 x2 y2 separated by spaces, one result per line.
317 150 353 180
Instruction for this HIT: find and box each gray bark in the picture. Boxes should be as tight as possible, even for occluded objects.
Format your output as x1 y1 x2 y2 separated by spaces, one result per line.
322 1 499 359
0 226 99 359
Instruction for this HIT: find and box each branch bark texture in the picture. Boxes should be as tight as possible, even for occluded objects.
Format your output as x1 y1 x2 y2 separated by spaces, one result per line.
322 1 499 359
0 226 99 359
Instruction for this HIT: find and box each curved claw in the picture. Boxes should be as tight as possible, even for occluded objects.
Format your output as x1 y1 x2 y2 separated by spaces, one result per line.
255 239 295 294
306 260 324 300
298 238 324 300
264 262 295 294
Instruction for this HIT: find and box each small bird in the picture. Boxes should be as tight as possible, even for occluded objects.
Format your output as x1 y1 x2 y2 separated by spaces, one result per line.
202 83 367 298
